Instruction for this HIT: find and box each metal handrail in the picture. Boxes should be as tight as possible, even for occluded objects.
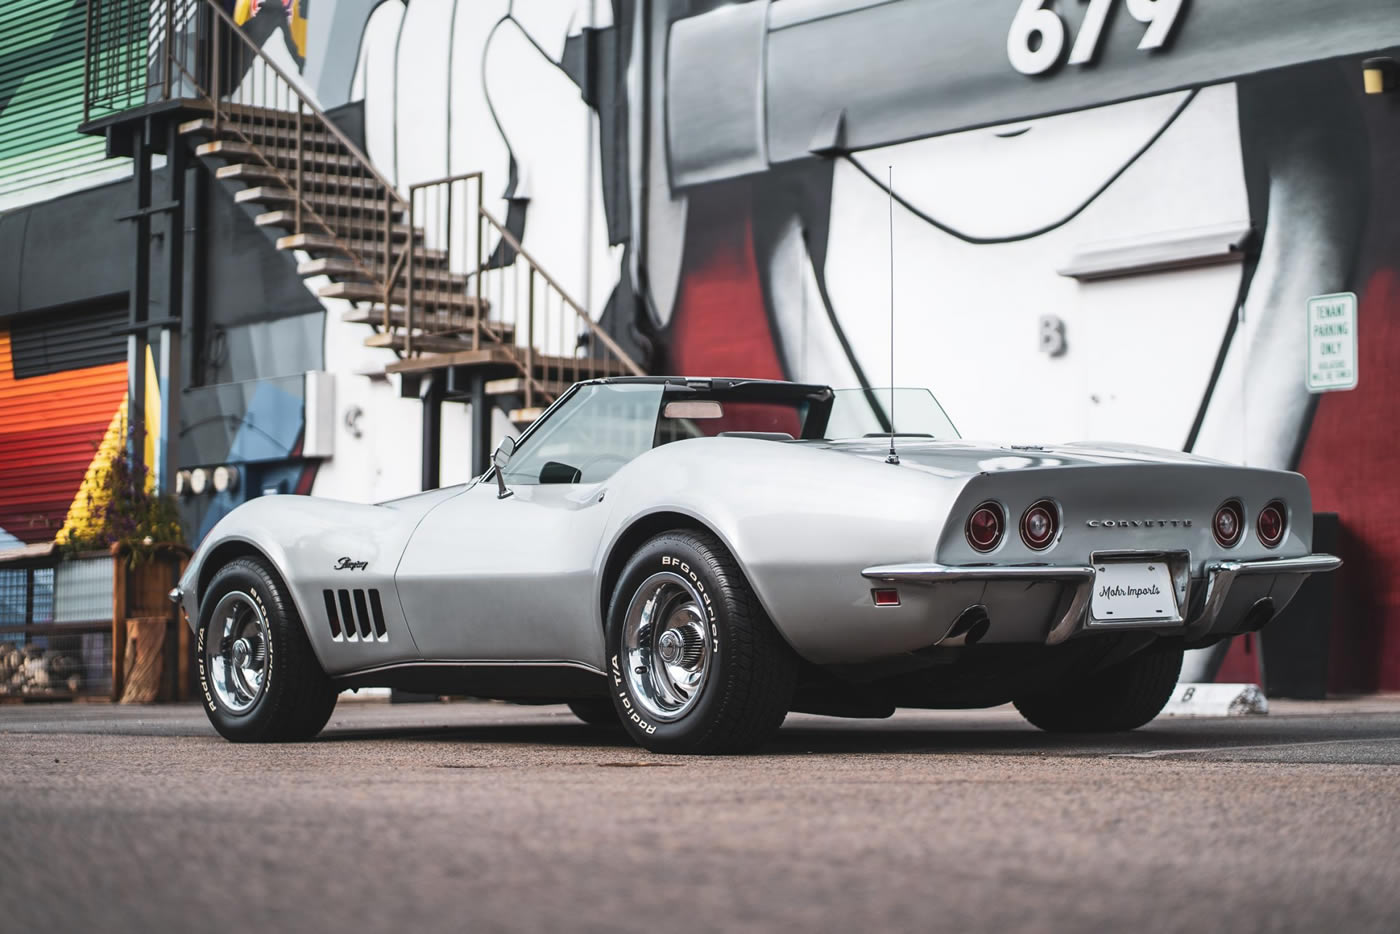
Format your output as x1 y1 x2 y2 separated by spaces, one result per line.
84 0 409 294
405 171 486 356
83 0 154 124
479 207 644 376
408 172 485 197
398 171 643 408
194 0 406 210
83 1 645 404
192 0 408 298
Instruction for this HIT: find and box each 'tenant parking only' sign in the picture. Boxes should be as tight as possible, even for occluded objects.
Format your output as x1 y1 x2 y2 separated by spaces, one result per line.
1306 292 1358 392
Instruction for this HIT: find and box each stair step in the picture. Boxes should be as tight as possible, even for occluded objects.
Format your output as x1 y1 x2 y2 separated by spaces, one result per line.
509 407 548 425
361 332 514 354
341 306 499 331
316 264 475 294
255 209 415 239
360 322 517 353
182 102 323 129
235 186 407 220
485 377 575 399
216 163 385 196
196 139 370 174
300 254 449 280
387 348 636 381
280 237 476 300
297 255 393 283
277 234 431 271
276 231 393 257
524 354 637 381
180 117 349 152
317 280 485 312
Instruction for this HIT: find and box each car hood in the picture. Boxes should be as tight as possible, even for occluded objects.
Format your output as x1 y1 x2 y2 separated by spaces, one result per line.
806 438 1229 479
374 483 472 512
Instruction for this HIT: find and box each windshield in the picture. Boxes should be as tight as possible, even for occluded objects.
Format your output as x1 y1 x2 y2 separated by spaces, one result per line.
498 382 959 486
501 383 665 485
825 388 960 440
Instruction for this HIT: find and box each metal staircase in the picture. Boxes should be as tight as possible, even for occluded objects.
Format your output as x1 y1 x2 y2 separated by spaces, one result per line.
83 0 643 430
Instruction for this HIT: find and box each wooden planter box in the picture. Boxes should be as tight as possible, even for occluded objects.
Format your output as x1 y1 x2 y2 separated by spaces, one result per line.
111 543 193 703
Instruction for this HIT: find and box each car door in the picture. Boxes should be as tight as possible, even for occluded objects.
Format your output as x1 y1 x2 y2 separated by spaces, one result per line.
394 382 666 669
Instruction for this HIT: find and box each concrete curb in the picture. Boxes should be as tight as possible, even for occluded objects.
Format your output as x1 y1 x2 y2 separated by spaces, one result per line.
1163 683 1269 717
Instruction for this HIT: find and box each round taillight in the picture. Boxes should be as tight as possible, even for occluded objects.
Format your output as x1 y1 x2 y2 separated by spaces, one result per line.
966 502 1005 553
1213 500 1244 548
1257 501 1286 548
1020 500 1058 550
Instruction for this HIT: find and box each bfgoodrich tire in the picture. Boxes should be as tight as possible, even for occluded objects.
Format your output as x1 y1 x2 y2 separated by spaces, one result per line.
1013 642 1184 733
197 557 338 742
606 530 797 754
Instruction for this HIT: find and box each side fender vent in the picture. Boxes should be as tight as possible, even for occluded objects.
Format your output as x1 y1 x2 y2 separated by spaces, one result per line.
322 588 389 643
322 589 342 638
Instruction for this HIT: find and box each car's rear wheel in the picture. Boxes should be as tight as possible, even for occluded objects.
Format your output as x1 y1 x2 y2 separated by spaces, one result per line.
198 557 338 742
606 530 797 754
1013 642 1184 733
567 698 619 726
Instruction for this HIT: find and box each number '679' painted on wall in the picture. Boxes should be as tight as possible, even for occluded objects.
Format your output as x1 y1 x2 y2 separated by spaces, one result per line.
1008 0 1186 76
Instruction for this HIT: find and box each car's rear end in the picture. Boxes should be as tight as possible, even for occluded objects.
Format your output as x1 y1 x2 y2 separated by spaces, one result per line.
598 384 1344 738
862 445 1338 653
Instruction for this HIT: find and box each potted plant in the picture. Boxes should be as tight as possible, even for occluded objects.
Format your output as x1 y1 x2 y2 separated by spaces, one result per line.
59 419 189 702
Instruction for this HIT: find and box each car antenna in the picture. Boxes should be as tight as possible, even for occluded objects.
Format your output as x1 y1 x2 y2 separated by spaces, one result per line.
886 164 900 466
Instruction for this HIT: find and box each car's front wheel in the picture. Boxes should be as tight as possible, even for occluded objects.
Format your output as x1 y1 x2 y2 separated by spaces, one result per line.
1013 642 1184 733
606 530 797 754
198 557 339 742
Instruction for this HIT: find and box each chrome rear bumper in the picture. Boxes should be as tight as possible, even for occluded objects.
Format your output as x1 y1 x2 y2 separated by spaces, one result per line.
862 554 1341 646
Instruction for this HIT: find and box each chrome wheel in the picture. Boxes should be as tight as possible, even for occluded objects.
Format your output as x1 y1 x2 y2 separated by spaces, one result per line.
621 572 712 722
204 591 270 714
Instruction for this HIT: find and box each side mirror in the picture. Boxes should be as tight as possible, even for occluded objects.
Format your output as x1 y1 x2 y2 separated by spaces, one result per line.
492 436 516 470
492 437 516 499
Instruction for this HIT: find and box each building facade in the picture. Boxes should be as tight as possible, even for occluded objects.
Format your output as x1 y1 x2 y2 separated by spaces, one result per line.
2 0 1397 691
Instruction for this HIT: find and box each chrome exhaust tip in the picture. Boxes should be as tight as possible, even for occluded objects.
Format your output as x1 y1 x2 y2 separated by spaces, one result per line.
941 605 990 648
1242 597 1276 633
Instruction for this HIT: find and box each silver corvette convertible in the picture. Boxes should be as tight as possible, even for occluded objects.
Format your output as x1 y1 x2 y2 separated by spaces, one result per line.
175 377 1339 753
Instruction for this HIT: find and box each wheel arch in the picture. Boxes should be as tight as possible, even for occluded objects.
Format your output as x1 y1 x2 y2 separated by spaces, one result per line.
197 538 285 608
595 508 801 660
598 510 715 629
194 536 333 673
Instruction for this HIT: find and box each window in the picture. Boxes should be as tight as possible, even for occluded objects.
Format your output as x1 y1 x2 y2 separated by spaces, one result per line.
501 383 665 485
825 388 960 440
654 399 812 444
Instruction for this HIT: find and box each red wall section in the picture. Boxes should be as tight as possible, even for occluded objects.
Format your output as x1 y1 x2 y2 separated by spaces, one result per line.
0 330 127 545
1297 269 1400 693
666 182 784 381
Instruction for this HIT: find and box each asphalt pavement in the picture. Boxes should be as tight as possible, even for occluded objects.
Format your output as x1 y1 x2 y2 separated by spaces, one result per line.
2 697 1399 934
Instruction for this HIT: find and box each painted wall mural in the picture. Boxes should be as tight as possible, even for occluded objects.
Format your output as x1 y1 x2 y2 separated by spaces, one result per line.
5 1 1391 685
247 0 1400 687
230 0 309 65
0 330 130 548
0 0 129 209
263 1 1395 461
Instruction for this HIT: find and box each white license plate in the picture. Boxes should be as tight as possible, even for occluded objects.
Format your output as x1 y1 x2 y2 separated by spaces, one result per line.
1090 561 1179 623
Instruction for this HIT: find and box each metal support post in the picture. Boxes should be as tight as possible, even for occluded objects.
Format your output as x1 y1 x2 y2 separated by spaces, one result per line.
157 118 187 495
420 374 443 491
128 124 152 472
470 373 491 478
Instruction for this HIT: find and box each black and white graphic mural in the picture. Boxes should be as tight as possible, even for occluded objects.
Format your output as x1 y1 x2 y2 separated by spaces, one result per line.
214 0 1400 690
